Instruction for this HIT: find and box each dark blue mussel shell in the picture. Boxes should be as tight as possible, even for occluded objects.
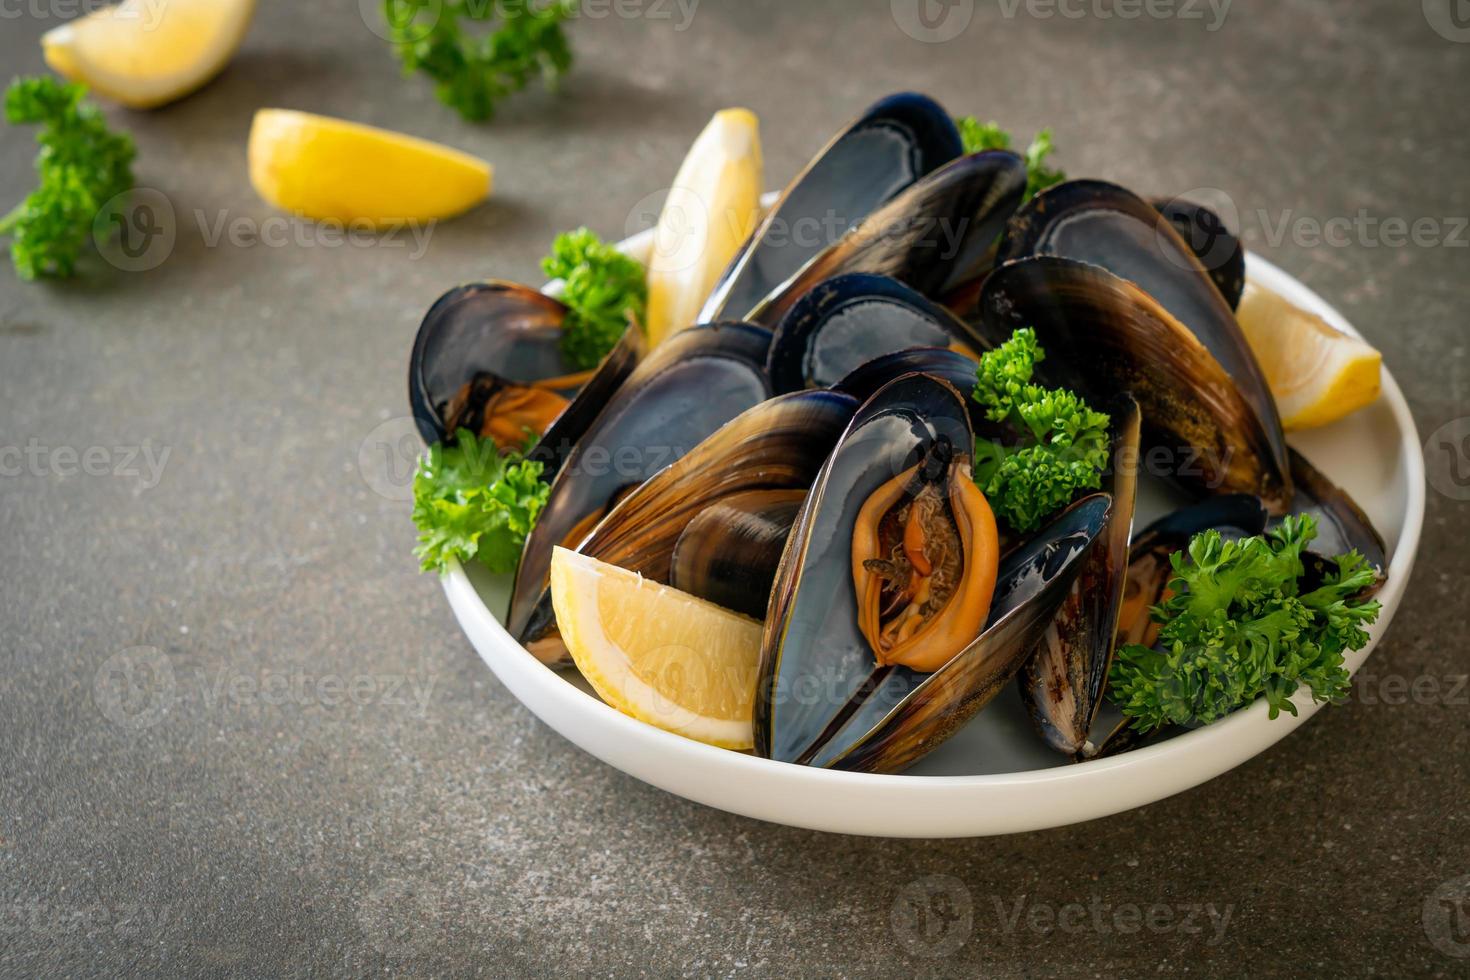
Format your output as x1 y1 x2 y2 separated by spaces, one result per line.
746 150 1028 327
755 372 1109 773
996 179 1286 468
507 323 775 656
700 93 963 324
766 273 987 394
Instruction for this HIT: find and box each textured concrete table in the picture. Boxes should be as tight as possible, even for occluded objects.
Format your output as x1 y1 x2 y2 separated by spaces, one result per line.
3 1 1468 975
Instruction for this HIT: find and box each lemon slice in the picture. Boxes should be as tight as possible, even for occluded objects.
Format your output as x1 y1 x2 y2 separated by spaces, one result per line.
1235 281 1383 430
644 109 763 348
550 547 762 749
42 0 256 109
248 109 492 227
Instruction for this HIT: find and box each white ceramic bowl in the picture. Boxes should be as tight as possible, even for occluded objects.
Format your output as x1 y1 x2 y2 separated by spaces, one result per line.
440 225 1425 838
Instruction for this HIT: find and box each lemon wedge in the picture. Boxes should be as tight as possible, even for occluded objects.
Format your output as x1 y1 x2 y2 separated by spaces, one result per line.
550 547 762 749
247 109 492 227
1236 280 1383 431
42 0 256 109
644 109 763 348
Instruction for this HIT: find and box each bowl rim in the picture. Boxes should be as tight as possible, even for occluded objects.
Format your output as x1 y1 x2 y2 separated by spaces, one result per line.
436 236 1424 832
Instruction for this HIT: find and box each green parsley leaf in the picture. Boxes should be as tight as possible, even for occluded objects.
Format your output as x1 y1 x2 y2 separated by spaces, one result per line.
971 328 1111 532
954 116 1065 201
542 227 648 371
412 429 551 574
383 0 576 122
1109 515 1382 731
956 116 1012 154
1020 127 1065 199
1 77 136 280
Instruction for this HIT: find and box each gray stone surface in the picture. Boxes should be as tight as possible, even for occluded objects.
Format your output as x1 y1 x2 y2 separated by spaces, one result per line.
2 1 1467 976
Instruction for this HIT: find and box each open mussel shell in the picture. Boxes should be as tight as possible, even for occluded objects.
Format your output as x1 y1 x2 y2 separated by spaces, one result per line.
1020 395 1141 760
671 490 808 620
832 347 1013 446
754 372 1108 773
745 150 1028 328
574 389 858 607
700 93 962 324
997 180 1283 449
979 255 1294 512
1119 494 1270 650
1084 493 1270 758
1151 195 1246 310
508 323 775 655
409 281 594 446
766 273 986 393
833 347 977 403
822 493 1110 773
527 326 645 482
1281 448 1388 588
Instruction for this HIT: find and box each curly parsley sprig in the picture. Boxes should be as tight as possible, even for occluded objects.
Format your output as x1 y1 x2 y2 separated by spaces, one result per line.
1 77 136 280
542 227 647 371
971 328 1111 532
412 429 551 574
954 117 1064 201
383 0 576 122
1109 516 1382 731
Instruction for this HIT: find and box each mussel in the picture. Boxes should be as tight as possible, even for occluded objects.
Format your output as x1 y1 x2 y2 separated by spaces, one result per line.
1119 494 1271 650
996 180 1284 456
832 347 1033 457
1078 493 1271 758
408 281 641 452
754 373 1109 772
1152 195 1246 310
700 93 963 324
525 326 647 482
508 322 774 659
745 151 1028 327
766 273 986 393
1284 448 1388 580
572 390 859 616
1019 395 1142 760
671 490 807 620
979 255 1294 512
